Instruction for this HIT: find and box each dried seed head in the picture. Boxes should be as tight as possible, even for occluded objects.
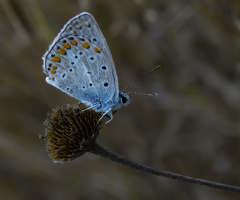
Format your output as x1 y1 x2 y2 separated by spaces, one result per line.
40 104 240 193
42 103 103 163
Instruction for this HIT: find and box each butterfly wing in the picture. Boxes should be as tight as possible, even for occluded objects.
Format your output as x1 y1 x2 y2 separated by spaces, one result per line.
42 12 119 108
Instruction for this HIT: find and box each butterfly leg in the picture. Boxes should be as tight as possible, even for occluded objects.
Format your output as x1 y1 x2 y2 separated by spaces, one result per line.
80 103 101 113
98 108 113 125
105 112 113 125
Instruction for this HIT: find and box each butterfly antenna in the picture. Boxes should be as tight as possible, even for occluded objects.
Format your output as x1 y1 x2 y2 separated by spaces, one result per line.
123 65 161 92
127 92 158 96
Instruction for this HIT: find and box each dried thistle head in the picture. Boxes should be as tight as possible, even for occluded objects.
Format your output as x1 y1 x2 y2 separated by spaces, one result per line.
40 105 240 194
43 103 103 163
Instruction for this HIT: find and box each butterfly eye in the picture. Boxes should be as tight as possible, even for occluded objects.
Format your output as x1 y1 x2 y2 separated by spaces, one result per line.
122 96 127 103
119 93 131 105
104 83 108 87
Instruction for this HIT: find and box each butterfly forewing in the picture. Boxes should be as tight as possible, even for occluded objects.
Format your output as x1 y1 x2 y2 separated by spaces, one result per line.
43 12 119 107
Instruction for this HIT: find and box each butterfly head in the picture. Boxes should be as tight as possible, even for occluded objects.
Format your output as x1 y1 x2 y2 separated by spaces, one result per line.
119 92 131 107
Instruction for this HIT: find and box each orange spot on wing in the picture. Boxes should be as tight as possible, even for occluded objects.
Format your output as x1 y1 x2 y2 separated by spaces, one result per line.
62 43 71 49
57 48 66 55
70 40 78 46
51 56 61 62
82 42 90 49
50 65 57 74
94 47 101 53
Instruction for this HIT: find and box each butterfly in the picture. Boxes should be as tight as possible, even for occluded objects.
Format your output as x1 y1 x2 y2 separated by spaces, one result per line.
42 12 131 123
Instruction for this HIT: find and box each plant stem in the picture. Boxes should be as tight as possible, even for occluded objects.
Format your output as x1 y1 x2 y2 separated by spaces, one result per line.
90 143 240 193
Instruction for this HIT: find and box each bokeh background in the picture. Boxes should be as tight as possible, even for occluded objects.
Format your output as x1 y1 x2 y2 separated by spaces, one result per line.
0 0 240 199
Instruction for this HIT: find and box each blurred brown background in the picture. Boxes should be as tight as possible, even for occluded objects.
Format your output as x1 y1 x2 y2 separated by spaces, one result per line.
0 0 240 199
